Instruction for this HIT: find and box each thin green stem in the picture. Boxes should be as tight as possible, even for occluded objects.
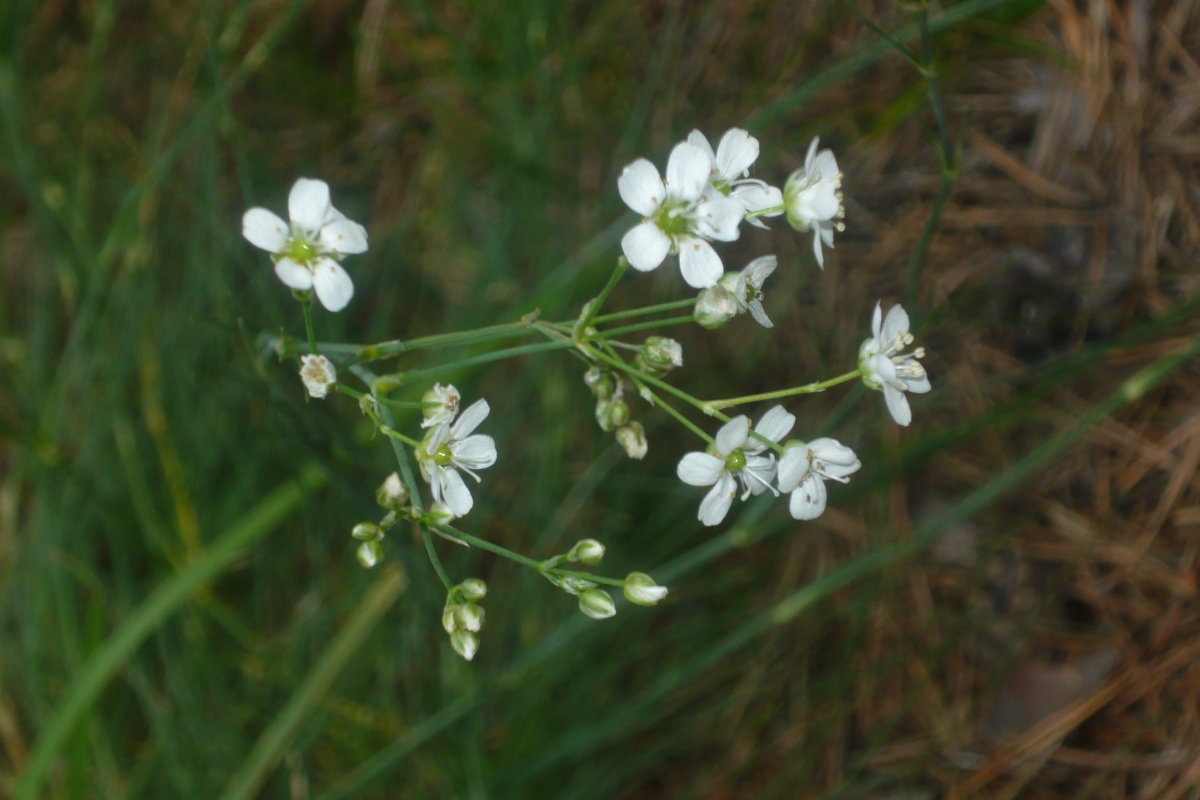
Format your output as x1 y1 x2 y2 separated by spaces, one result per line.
598 315 694 340
373 340 574 392
421 529 454 592
435 524 543 571
591 342 713 445
575 257 629 337
350 312 544 364
705 369 863 412
302 299 318 355
591 298 695 324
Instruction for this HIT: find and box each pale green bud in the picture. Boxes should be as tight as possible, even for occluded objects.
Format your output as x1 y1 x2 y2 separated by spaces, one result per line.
454 602 485 633
375 472 409 512
457 577 487 601
352 521 382 541
578 588 616 620
356 540 383 569
623 572 668 606
583 367 617 400
425 503 456 527
635 336 683 376
450 629 479 661
567 538 606 565
615 422 647 460
694 286 738 329
595 399 629 433
442 603 458 634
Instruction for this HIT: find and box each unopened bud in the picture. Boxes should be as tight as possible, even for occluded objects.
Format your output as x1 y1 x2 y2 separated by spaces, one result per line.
442 603 458 634
567 539 606 565
376 472 409 512
457 577 487 601
450 629 479 661
595 399 629 432
455 602 485 633
583 367 617 400
694 286 738 329
623 572 668 606
356 539 383 569
578 588 616 620
352 522 382 541
425 503 456 527
615 422 647 460
636 336 683 375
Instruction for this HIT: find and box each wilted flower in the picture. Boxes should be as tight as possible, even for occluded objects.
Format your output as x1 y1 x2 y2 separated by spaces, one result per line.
298 354 337 398
718 254 777 328
615 422 648 460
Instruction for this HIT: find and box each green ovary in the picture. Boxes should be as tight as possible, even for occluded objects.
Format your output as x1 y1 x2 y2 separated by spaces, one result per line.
724 449 746 472
434 444 454 466
283 237 319 265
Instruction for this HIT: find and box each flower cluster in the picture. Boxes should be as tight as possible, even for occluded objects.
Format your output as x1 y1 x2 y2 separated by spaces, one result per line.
442 578 487 661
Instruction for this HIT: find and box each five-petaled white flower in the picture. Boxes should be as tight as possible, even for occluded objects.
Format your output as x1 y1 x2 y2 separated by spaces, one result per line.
242 178 368 312
676 406 795 526
859 302 930 426
777 438 861 520
618 141 745 289
783 138 844 268
718 254 777 328
298 354 337 399
687 128 784 230
417 398 498 518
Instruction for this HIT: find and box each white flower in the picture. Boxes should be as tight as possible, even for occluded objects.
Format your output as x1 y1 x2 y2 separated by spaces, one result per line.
618 141 745 289
421 383 461 429
777 438 861 520
686 128 784 230
859 302 930 426
717 254 777 328
675 406 795 526
784 138 844 268
298 354 336 398
242 178 368 312
417 398 497 518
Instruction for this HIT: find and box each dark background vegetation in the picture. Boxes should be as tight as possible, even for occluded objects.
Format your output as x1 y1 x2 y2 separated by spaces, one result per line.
2 0 1199 797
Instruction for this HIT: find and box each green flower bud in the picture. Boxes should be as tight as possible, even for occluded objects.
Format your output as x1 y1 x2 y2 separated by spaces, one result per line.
567 538 606 565
454 602 485 633
442 603 458 634
425 503 456 527
375 472 409 512
615 422 647 460
356 540 383 569
457 577 487 601
450 629 479 661
352 522 382 541
595 399 629 432
623 572 668 606
635 336 683 376
694 285 738 329
583 367 617 400
578 588 616 620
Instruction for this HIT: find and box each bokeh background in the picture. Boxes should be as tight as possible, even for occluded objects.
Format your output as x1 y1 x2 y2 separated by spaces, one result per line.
3 0 1199 797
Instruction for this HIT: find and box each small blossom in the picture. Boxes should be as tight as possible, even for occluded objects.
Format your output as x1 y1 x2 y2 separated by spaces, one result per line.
615 422 648 460
717 254 777 328
578 588 617 620
417 398 498 518
624 572 668 606
858 302 930 427
618 141 745 288
242 178 367 311
777 438 861 520
784 138 844 268
421 383 461 428
686 128 784 230
676 406 795 526
298 354 337 398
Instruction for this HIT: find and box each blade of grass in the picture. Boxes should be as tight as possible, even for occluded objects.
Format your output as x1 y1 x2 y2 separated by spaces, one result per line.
14 462 328 800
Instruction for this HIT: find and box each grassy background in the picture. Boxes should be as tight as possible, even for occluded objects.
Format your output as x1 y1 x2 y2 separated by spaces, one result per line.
3 0 1199 797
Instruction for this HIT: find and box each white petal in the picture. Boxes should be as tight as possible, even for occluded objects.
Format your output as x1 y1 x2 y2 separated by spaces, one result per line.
811 149 840 184
747 299 773 328
288 178 331 233
698 472 737 526
883 385 912 426
311 258 353 312
733 183 783 216
621 222 671 272
743 255 777 288
714 415 750 455
808 438 861 480
685 129 715 161
242 208 289 252
451 398 490 438
714 128 759 179
665 141 711 202
804 137 820 172
320 216 369 255
677 452 724 486
871 301 883 340
776 446 809 492
906 373 932 394
811 229 826 269
677 237 723 289
440 468 474 517
453 434 497 470
743 455 778 495
752 405 795 446
881 304 910 345
695 194 744 241
617 159 665 217
274 258 313 290
788 474 827 520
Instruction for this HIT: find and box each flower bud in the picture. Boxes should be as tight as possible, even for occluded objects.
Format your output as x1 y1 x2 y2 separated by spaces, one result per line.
457 577 487 601
595 399 629 432
583 367 617 400
615 422 647 460
454 602 485 633
425 503 456 527
356 539 383 569
694 286 738 329
636 336 683 375
442 603 458 634
351 521 382 541
567 539 606 565
421 383 460 428
299 354 337 399
549 574 597 596
450 629 479 661
578 588 616 620
376 472 409 512
623 572 668 606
